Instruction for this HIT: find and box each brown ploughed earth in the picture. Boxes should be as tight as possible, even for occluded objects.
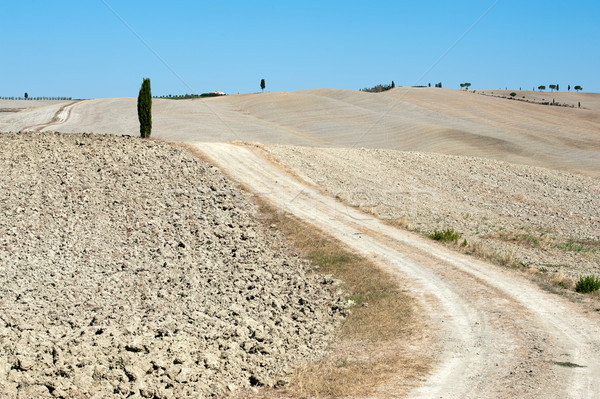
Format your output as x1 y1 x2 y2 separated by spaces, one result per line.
1 87 599 398
0 133 347 398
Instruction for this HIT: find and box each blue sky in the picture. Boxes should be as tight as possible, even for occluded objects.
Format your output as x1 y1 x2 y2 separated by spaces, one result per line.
1 1 598 98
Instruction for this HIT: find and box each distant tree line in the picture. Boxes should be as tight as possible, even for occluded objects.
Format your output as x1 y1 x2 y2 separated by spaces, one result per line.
537 84 583 92
154 93 226 99
0 96 72 100
360 81 396 93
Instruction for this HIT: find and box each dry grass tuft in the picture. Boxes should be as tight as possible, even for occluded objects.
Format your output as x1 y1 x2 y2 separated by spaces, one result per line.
461 240 521 268
551 270 576 291
387 216 411 230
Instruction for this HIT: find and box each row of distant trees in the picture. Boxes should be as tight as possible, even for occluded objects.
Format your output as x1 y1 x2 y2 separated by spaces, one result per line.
360 81 396 93
460 83 584 92
154 93 225 99
361 81 451 91
537 84 582 92
0 95 72 100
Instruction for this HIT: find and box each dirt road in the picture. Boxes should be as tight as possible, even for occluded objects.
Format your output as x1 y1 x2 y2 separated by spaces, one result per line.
22 100 81 132
195 142 600 399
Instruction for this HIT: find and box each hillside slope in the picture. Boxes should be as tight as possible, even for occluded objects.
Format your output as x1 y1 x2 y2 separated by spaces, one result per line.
1 88 598 175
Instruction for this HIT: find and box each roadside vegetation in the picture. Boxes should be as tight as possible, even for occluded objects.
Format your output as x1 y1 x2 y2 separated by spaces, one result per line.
247 197 431 398
427 228 462 242
423 224 600 296
575 275 600 294
424 226 521 269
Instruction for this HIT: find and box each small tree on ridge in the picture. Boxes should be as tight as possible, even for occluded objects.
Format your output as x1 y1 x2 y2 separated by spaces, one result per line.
260 79 266 93
137 78 152 138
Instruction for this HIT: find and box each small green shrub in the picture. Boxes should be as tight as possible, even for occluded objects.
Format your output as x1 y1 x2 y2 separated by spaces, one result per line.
575 275 600 293
510 92 517 97
428 228 462 242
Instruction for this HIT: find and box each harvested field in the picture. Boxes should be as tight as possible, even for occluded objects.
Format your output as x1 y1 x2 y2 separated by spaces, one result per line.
0 132 346 398
265 145 600 279
1 88 599 176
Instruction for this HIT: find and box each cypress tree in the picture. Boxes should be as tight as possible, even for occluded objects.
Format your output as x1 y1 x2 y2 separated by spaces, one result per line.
260 79 266 93
137 78 152 138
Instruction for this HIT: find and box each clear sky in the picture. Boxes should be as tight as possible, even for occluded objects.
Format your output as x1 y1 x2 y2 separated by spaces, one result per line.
1 1 598 99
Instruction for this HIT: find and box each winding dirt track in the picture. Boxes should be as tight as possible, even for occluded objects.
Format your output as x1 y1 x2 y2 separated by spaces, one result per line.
3 92 600 397
195 142 600 399
21 100 81 132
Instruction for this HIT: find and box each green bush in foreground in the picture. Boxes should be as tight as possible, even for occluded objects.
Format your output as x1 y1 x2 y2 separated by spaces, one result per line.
575 275 600 293
427 228 462 242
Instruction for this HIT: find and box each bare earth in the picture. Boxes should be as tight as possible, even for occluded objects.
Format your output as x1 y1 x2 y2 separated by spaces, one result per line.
0 133 346 398
1 88 600 397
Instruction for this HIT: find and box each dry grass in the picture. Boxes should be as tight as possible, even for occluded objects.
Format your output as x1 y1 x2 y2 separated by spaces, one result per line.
463 240 522 269
245 197 430 398
331 196 527 273
550 270 577 291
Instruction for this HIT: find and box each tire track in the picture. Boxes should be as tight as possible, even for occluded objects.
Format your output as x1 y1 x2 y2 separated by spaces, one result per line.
23 100 81 132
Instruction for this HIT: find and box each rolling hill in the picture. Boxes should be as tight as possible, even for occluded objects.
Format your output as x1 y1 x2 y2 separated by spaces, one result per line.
1 87 598 176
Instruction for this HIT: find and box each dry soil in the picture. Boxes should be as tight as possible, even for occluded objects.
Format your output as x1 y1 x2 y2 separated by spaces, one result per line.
0 132 346 398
